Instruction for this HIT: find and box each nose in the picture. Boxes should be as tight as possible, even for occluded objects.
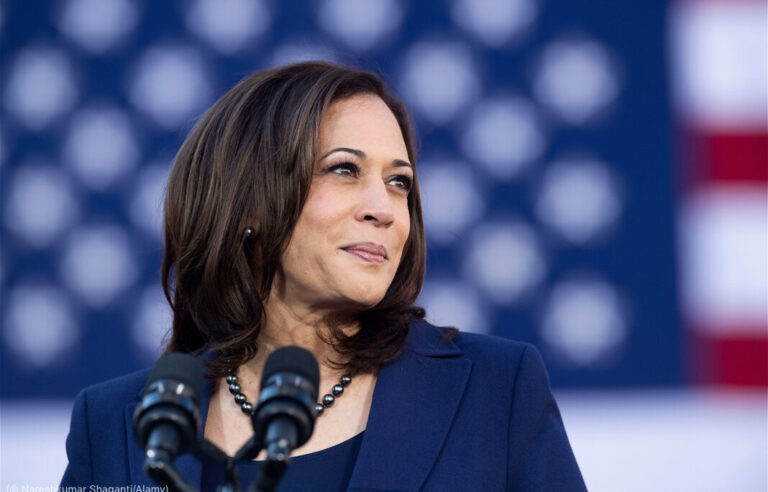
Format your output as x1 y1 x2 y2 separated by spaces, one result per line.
354 178 395 226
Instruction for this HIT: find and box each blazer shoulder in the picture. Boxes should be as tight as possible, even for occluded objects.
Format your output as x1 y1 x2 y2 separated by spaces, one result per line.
61 368 153 487
75 368 151 410
453 330 532 361
410 319 533 362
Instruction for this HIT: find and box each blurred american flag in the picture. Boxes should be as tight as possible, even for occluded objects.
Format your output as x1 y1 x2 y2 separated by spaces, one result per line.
670 0 767 387
2 0 686 394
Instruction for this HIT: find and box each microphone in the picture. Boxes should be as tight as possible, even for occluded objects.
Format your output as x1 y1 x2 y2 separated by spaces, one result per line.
248 346 319 491
133 353 204 490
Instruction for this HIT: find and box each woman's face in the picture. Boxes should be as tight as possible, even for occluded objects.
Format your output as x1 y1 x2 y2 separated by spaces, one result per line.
275 94 413 314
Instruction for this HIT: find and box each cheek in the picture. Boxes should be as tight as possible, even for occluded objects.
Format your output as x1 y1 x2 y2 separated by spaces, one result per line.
294 191 341 244
394 206 411 251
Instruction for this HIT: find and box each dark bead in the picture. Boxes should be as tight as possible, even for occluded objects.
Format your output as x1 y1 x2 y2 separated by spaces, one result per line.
241 402 253 414
314 403 325 416
226 375 237 384
228 383 241 395
340 375 351 386
322 394 335 407
234 393 246 404
332 384 344 396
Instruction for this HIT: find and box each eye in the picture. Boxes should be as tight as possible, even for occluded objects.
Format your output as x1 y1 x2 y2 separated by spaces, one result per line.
388 174 412 192
327 162 359 177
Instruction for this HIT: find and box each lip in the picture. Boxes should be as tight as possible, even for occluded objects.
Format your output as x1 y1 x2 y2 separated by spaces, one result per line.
341 242 388 263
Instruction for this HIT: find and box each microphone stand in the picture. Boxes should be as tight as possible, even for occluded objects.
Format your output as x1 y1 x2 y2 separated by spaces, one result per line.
230 423 293 492
248 416 297 492
143 451 197 492
142 437 236 492
248 458 287 492
235 429 291 492
247 445 290 492
205 428 272 492
195 438 240 492
143 423 280 492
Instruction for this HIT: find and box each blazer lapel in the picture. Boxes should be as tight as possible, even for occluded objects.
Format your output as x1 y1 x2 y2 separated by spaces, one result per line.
125 375 212 487
348 324 471 491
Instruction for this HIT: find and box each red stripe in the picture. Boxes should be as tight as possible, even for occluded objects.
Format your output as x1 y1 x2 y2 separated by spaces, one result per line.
682 132 768 184
690 330 768 386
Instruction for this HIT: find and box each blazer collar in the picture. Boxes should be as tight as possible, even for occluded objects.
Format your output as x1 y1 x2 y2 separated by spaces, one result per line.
126 321 470 491
348 321 471 491
402 320 463 357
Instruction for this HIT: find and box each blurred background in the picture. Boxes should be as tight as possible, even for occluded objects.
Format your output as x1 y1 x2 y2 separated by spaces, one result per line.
0 0 765 490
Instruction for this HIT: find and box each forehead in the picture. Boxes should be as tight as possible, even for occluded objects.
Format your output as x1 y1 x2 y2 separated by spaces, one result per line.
318 94 409 159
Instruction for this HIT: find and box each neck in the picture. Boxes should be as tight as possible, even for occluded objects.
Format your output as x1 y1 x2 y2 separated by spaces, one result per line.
241 287 360 382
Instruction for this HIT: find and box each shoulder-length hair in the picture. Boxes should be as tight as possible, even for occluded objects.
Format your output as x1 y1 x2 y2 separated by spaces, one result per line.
162 61 427 379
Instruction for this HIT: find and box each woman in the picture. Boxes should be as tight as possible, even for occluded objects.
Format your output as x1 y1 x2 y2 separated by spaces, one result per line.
61 61 586 491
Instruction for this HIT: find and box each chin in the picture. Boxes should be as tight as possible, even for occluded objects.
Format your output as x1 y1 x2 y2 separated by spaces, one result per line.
344 286 388 310
352 293 386 310
338 272 392 306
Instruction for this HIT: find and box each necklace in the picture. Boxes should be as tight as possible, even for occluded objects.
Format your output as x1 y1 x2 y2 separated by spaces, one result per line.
226 371 352 416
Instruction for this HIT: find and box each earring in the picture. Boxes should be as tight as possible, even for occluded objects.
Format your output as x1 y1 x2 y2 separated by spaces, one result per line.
243 226 255 239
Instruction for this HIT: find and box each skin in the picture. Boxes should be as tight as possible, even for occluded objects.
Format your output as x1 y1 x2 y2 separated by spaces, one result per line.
204 94 413 458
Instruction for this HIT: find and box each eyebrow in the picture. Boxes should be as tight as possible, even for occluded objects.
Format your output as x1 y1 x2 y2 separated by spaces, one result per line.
320 147 412 169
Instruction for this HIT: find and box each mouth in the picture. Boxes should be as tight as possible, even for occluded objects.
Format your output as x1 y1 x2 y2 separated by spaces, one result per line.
341 242 388 264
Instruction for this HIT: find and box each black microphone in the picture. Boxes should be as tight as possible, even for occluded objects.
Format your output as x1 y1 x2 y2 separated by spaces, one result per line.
133 353 204 490
249 346 319 491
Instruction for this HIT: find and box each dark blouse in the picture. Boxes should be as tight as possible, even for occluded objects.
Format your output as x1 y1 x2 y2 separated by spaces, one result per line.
200 432 365 492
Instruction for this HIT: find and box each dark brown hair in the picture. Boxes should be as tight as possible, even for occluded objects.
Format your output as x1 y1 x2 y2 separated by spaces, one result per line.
162 61 428 380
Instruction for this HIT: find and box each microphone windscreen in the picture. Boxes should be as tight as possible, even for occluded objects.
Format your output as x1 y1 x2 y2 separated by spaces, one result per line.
260 346 320 389
145 352 205 399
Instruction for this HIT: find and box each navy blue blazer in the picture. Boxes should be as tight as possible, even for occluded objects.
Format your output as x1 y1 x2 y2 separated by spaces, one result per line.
61 321 586 491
